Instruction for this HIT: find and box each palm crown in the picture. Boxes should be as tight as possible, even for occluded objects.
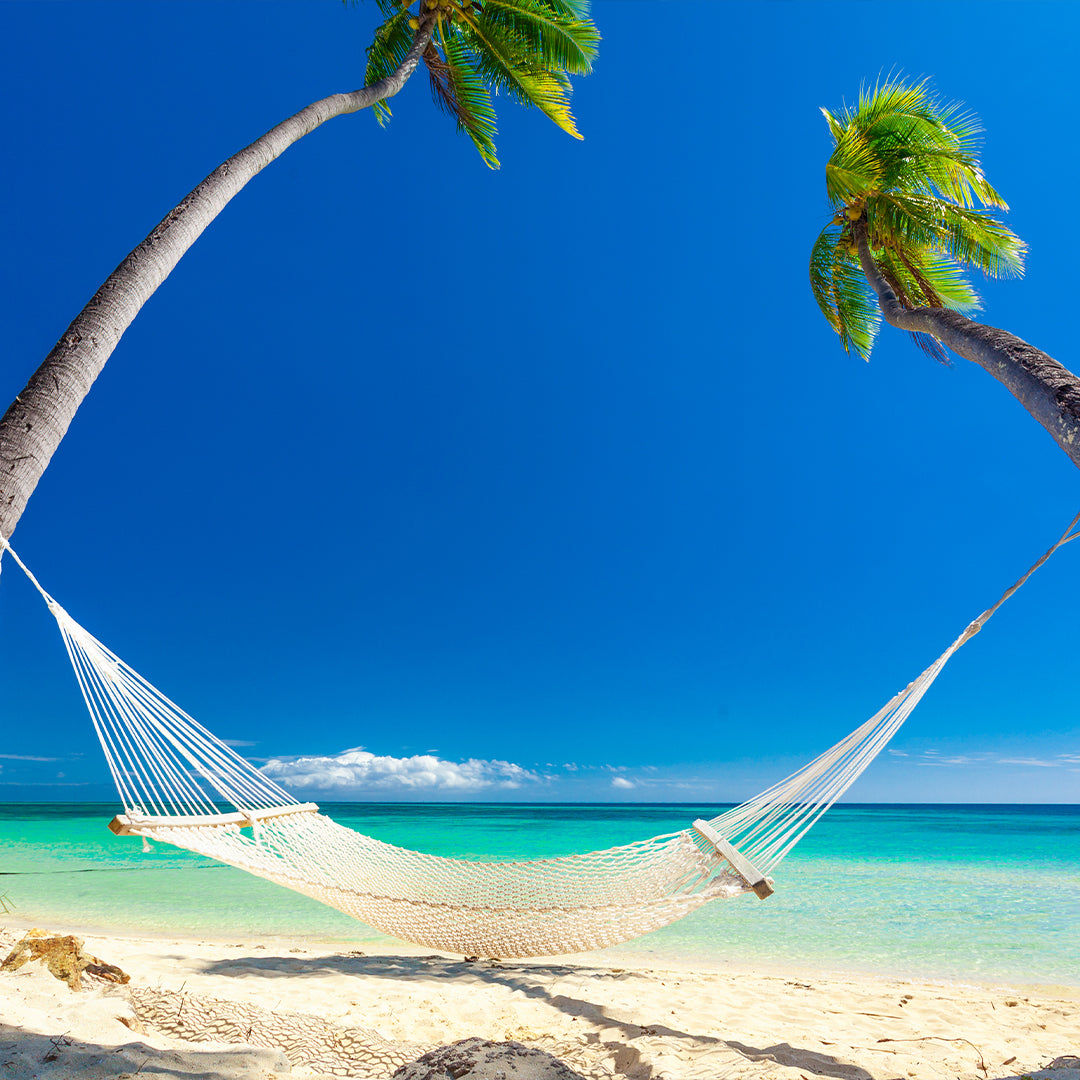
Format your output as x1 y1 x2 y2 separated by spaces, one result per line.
364 0 599 168
810 77 1027 361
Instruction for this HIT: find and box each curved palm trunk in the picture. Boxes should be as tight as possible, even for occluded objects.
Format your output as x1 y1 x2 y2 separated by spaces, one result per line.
854 222 1080 471
0 23 433 541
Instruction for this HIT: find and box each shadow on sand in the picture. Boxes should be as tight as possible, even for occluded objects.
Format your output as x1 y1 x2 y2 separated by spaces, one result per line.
190 949 884 1080
0 1021 288 1078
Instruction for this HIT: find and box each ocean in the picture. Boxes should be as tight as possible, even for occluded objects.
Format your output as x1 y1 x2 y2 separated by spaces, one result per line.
1 802 1077 986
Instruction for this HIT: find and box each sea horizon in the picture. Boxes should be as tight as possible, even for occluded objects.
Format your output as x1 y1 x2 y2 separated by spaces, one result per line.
3 795 1079 805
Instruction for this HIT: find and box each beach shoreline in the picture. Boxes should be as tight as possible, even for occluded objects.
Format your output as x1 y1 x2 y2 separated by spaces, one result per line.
3 911 1079 997
2 920 1077 1080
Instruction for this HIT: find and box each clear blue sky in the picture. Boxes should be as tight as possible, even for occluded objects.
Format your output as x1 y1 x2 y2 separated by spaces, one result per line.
1 1 1077 804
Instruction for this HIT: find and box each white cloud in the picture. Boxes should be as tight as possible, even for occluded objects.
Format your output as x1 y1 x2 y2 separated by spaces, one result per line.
221 739 257 748
611 776 634 790
995 757 1058 768
909 749 1079 770
917 755 979 767
0 754 60 761
260 747 542 792
0 781 90 787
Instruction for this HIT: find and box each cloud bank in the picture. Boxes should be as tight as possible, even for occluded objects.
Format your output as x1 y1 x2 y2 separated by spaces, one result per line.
260 747 542 793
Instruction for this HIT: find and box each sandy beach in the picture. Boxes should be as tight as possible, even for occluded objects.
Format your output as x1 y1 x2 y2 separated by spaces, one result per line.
1 921 1076 1080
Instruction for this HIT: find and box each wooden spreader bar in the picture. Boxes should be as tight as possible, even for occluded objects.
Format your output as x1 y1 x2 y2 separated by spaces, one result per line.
108 802 320 835
692 819 775 899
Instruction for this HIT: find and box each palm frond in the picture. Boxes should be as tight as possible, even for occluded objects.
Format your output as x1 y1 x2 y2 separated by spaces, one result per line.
908 331 951 364
424 40 455 114
514 67 580 137
480 0 599 75
364 8 417 125
441 27 500 167
872 245 981 313
873 193 1025 278
810 226 844 334
454 2 588 137
933 203 1026 277
907 252 982 312
810 224 880 360
820 106 846 144
825 132 882 205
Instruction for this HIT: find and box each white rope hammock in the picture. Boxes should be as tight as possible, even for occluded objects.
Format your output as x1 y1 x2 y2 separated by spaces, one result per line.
1 515 1076 957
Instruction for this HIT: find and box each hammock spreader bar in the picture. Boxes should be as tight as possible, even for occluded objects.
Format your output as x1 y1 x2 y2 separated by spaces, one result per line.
692 819 774 899
1 511 1076 957
108 802 321 835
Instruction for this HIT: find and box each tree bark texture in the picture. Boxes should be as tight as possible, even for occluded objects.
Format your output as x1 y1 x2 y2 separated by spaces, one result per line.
0 24 433 541
854 221 1080 472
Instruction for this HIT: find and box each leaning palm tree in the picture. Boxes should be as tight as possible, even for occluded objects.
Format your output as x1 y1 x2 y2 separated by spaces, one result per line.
810 77 1080 470
0 0 599 541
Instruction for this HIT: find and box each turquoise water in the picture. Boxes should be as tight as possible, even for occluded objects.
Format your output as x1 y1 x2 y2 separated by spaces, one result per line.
1 802 1077 986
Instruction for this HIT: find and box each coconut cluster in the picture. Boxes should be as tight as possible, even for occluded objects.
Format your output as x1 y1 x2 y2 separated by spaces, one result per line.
406 0 475 27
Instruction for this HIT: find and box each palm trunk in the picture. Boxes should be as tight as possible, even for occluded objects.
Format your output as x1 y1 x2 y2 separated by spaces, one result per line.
854 221 1080 471
0 22 433 541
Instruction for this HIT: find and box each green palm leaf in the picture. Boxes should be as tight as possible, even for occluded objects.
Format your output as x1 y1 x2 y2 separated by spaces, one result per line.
871 193 1025 278
820 106 846 144
810 225 880 360
812 75 1027 361
439 28 500 167
364 8 416 126
481 0 599 75
825 133 883 205
361 0 597 164
453 0 591 137
872 245 981 312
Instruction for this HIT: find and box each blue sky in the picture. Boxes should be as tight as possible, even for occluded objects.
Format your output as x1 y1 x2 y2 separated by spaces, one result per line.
1 1 1077 804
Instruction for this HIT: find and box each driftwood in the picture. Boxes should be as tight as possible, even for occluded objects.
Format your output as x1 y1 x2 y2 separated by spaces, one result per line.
0 928 130 991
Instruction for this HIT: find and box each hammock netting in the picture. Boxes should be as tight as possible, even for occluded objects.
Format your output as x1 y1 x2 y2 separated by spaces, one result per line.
1 514 1075 957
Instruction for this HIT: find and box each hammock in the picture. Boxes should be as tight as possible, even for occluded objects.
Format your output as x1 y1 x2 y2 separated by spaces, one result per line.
1 516 1076 958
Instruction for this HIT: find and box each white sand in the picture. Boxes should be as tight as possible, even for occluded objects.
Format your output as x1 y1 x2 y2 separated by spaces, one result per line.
1 922 1077 1080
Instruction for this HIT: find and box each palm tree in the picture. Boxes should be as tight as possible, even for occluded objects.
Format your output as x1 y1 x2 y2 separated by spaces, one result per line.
0 0 599 541
810 77 1080 470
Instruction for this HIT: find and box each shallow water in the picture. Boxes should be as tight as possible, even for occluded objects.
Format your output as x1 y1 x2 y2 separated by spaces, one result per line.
1 802 1077 985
